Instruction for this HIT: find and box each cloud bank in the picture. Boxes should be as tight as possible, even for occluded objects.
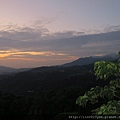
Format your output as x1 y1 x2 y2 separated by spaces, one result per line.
0 23 120 68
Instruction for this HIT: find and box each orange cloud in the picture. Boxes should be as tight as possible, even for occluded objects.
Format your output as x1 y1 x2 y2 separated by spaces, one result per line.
6 57 35 61
0 49 68 59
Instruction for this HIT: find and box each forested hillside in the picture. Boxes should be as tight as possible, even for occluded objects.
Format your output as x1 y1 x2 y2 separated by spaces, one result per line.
0 63 112 119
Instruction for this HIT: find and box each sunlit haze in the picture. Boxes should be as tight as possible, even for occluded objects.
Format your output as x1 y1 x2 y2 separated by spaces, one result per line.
0 0 120 68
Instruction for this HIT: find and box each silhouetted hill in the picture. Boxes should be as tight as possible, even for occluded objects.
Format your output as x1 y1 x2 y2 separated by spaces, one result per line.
62 53 118 67
0 66 17 75
0 66 31 75
0 64 110 95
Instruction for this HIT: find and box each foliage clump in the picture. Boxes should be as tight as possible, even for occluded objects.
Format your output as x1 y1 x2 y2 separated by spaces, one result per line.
76 51 120 115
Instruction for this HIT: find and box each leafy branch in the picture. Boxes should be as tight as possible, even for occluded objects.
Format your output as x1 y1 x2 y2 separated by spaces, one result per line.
76 51 120 115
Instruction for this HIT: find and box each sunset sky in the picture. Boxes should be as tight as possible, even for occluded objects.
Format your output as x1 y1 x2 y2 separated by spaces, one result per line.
0 0 120 68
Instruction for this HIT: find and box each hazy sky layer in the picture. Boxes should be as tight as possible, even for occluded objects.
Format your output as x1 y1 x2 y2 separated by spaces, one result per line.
0 0 120 68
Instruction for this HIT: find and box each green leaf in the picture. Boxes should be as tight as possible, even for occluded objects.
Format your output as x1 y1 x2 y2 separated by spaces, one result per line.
90 88 94 91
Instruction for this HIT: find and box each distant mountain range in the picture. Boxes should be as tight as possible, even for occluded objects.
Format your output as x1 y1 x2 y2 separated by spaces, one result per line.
0 66 31 75
0 66 16 74
62 53 119 67
0 53 119 75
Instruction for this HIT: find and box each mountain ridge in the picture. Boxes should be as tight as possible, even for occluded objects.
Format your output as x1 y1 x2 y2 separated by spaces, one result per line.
62 53 119 67
0 65 31 75
0 53 118 74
